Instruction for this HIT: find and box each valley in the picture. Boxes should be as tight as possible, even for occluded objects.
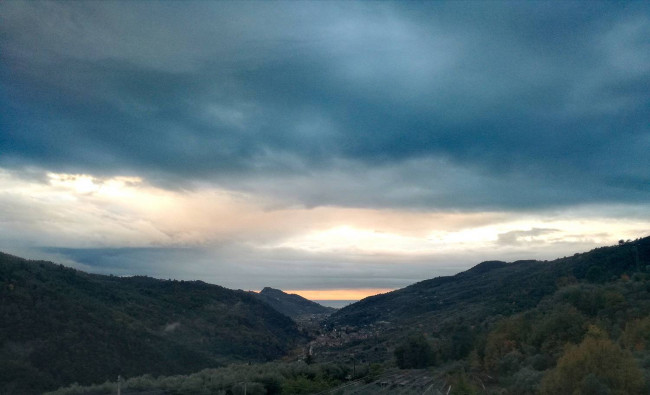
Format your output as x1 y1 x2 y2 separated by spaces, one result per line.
2 237 650 394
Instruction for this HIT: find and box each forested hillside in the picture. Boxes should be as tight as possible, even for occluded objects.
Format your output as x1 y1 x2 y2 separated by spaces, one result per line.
6 238 650 395
328 237 649 327
251 287 336 319
0 253 305 394
320 237 650 394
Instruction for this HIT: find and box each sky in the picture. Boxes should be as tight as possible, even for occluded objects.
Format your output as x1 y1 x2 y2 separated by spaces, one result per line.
1 1 649 300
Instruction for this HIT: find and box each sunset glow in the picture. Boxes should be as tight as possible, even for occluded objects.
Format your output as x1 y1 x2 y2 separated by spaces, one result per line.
2 3 650 393
1 166 648 292
283 289 394 301
1 1 648 294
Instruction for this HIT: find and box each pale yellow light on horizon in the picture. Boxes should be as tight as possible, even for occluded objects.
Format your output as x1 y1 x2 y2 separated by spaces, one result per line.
2 168 648 262
282 288 394 301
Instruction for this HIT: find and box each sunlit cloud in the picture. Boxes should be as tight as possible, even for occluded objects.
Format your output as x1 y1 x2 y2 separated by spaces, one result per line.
274 219 648 259
1 166 648 292
3 168 648 248
275 226 436 255
47 173 139 195
1 1 649 300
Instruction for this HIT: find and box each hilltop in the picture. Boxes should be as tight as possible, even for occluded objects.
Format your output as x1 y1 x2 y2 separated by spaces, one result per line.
328 237 650 328
0 252 306 394
251 287 336 319
6 237 650 395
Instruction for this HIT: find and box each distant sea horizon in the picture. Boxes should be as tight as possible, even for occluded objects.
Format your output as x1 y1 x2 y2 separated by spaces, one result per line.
314 300 357 309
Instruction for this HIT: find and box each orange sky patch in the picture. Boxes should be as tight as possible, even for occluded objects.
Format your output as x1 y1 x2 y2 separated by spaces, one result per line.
282 288 394 301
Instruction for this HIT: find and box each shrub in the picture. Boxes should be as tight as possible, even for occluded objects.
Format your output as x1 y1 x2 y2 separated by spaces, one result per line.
394 334 436 369
540 326 645 395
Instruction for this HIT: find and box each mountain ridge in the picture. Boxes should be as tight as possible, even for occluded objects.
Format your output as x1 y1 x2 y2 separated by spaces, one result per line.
251 286 336 318
0 252 306 394
3 237 649 394
328 237 650 327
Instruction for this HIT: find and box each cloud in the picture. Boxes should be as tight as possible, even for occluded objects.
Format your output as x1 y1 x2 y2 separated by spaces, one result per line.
1 2 649 211
497 228 559 246
30 245 456 290
1 2 650 292
1 167 647 292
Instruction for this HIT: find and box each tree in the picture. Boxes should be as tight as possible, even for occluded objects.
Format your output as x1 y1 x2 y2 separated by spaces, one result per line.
483 315 528 373
394 334 436 369
621 317 650 351
540 326 644 395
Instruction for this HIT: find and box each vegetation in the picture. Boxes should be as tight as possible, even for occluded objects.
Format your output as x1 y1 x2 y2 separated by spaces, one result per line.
46 361 352 395
3 237 650 394
251 287 336 319
0 252 306 394
470 276 650 394
319 237 650 393
540 326 644 395
328 239 649 328
394 334 436 369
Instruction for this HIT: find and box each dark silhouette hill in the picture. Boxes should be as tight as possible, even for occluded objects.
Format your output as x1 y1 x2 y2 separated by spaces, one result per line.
251 287 336 318
30 236 650 395
0 252 305 394
328 237 650 327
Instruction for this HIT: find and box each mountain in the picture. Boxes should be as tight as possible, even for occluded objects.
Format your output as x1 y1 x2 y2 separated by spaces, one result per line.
251 287 336 318
312 237 650 394
0 252 306 394
34 237 650 395
328 237 650 328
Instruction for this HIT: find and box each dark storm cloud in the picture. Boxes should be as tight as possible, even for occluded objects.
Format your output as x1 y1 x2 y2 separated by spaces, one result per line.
1 1 649 208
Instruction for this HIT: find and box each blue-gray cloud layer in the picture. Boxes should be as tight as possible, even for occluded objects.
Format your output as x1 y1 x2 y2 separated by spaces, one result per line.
34 244 563 291
2 1 649 209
